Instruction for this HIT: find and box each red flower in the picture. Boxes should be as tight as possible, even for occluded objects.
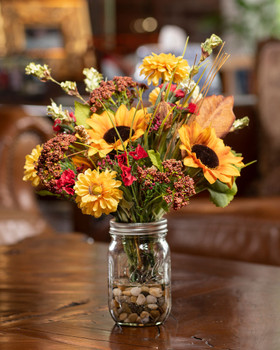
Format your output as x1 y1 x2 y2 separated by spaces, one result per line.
129 145 148 160
116 152 128 167
188 103 198 114
174 89 185 99
53 119 62 132
159 83 185 99
160 83 176 92
69 111 76 122
56 169 76 195
121 165 136 186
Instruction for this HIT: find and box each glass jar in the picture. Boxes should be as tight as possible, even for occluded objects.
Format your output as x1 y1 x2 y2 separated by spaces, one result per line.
108 218 171 326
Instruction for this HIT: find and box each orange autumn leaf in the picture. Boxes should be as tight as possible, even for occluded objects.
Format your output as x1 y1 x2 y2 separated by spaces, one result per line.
195 95 236 138
72 155 93 170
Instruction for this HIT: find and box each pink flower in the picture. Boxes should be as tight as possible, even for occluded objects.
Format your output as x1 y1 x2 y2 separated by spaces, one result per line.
129 145 148 160
116 152 128 167
56 169 76 195
121 165 136 186
53 119 62 132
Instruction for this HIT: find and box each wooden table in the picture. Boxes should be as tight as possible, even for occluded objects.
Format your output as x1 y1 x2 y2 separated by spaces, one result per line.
1 232 280 350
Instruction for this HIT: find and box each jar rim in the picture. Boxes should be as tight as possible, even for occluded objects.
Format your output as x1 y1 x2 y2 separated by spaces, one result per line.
109 218 168 236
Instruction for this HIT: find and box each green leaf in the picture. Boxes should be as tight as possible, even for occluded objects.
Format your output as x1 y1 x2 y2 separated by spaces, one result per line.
119 197 134 211
147 150 163 171
207 180 238 208
74 101 91 128
232 116 249 131
60 158 76 172
36 190 59 197
152 199 169 219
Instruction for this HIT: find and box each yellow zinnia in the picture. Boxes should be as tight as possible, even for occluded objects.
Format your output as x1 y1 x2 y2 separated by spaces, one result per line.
149 87 160 105
139 53 190 86
179 121 244 188
74 168 123 218
86 104 148 157
23 144 42 187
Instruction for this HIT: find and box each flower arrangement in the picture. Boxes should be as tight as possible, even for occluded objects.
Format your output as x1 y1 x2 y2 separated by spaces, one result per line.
23 34 250 224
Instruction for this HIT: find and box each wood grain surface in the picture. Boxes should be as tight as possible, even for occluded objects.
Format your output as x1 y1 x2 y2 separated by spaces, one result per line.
1 232 280 349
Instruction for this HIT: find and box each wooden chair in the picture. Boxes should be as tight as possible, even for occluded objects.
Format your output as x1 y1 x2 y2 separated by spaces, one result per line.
255 39 280 195
0 105 54 244
166 196 280 266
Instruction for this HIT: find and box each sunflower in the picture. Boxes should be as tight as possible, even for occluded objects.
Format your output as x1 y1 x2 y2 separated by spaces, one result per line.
23 144 42 187
86 104 148 157
74 168 123 218
178 121 244 187
139 53 190 86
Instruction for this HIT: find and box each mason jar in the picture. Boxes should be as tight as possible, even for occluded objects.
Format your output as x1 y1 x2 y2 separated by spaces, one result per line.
108 218 171 326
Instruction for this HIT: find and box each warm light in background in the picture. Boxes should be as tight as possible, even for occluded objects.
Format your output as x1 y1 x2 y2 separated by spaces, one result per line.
131 17 158 34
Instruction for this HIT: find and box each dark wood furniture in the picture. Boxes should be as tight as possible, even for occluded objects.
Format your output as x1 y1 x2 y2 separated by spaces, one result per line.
0 105 54 244
254 39 280 195
74 196 280 267
1 232 280 349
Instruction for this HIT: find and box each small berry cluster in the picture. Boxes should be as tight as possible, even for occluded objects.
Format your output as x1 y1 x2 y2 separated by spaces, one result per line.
88 76 146 113
137 160 195 210
36 134 77 193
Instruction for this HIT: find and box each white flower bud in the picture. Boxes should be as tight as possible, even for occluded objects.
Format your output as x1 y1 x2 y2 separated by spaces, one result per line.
25 62 51 81
60 81 77 94
83 67 103 92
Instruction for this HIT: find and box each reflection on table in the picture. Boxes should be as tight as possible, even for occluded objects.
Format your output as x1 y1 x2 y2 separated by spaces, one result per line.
1 232 280 349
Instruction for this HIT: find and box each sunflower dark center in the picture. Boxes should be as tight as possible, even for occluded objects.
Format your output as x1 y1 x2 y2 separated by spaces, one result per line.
103 126 134 144
192 144 219 169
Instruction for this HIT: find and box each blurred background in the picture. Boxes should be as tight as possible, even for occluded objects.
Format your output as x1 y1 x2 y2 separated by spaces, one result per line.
0 0 280 253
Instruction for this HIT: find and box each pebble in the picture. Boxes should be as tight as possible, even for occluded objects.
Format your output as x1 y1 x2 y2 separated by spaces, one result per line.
149 287 163 298
146 295 157 304
113 288 122 297
111 283 170 325
131 287 141 296
130 296 137 303
121 303 131 314
123 289 132 296
119 312 127 321
140 311 150 319
128 313 138 322
141 286 150 293
119 295 129 303
136 293 146 305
